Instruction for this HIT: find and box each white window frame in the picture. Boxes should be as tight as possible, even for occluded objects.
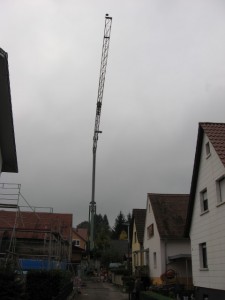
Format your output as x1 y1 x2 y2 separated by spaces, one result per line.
73 239 80 246
205 142 211 158
199 242 208 269
200 189 208 213
216 176 225 204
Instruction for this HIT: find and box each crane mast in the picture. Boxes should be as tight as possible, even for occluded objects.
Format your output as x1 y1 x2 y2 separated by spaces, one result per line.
89 15 112 251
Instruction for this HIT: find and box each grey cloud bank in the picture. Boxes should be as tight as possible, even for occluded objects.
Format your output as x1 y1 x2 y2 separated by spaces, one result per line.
1 0 225 226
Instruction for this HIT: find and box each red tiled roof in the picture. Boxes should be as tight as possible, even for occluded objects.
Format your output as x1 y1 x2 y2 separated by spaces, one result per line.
0 211 72 241
72 228 88 241
148 194 189 238
200 123 225 167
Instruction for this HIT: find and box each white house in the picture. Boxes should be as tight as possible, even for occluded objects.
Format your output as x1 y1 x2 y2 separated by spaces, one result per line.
144 193 192 287
0 48 18 175
186 122 225 299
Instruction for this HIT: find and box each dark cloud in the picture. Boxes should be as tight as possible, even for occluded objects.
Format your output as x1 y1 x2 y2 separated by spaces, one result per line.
1 0 225 227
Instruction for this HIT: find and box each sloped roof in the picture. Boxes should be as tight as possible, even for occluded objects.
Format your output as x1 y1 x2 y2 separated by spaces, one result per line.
185 122 225 235
132 209 146 245
0 48 18 173
72 228 88 241
0 210 72 241
201 123 225 167
148 193 189 239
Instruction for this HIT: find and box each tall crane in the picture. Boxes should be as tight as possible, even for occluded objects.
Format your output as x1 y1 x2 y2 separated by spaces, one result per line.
89 14 112 251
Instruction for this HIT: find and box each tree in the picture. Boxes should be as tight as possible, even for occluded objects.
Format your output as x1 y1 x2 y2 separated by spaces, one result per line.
77 221 89 229
127 212 132 225
94 214 111 251
111 211 127 239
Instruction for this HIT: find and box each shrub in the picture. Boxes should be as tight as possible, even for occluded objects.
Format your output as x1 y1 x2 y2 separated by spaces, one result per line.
0 270 27 300
26 270 72 300
140 291 173 300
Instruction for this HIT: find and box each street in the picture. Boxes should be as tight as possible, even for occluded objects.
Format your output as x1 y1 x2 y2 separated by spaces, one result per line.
74 279 129 300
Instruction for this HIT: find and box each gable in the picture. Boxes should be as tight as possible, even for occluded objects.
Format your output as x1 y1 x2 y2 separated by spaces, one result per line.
185 122 225 235
131 208 146 245
144 197 160 242
72 228 88 242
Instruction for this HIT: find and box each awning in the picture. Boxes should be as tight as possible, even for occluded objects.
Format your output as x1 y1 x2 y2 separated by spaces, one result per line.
168 254 191 261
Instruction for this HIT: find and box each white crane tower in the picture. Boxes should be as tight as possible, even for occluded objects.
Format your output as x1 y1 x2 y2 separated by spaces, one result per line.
89 14 112 251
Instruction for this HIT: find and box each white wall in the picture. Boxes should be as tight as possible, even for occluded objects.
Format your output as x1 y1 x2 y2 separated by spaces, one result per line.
190 133 225 290
0 147 2 174
144 197 162 281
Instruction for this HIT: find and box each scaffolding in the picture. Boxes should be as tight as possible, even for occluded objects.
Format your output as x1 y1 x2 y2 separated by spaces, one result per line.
0 183 72 272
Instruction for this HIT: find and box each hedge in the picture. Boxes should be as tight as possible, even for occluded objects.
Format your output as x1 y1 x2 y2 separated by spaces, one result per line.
26 270 72 300
0 271 27 300
140 291 173 300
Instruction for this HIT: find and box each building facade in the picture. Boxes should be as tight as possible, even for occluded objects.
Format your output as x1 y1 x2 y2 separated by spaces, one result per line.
186 122 225 299
144 193 192 287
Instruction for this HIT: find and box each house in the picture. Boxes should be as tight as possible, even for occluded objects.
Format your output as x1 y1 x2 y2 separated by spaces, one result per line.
131 208 147 275
0 48 18 174
71 227 88 264
144 193 192 287
185 122 225 299
0 210 72 270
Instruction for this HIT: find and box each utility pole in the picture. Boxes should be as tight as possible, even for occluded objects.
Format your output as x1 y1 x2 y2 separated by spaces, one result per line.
89 14 112 251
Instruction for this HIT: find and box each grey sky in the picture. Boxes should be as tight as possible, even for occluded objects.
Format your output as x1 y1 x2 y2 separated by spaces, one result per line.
1 0 225 227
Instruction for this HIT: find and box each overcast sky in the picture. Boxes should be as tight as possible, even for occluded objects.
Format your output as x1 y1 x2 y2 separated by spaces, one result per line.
1 0 225 227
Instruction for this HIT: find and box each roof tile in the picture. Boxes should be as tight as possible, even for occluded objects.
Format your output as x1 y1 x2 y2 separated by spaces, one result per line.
148 194 189 238
200 123 225 167
0 210 72 241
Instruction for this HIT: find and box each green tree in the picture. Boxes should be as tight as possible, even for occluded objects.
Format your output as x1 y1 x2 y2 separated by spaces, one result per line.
77 220 89 229
127 212 132 225
94 214 111 251
111 211 127 239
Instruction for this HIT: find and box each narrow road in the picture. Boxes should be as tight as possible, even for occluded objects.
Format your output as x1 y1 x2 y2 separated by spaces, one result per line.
74 279 130 300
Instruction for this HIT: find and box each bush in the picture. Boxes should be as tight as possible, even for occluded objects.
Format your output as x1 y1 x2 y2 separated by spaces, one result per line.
140 291 173 300
26 270 72 300
0 270 27 300
122 275 135 292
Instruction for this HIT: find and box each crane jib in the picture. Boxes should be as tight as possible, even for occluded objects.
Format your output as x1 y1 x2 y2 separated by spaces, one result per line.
89 14 112 252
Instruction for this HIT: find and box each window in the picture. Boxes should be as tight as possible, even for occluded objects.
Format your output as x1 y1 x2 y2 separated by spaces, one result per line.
73 239 80 246
205 142 211 157
153 252 157 268
200 189 208 213
134 231 137 243
147 224 154 239
199 242 208 269
217 176 225 204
